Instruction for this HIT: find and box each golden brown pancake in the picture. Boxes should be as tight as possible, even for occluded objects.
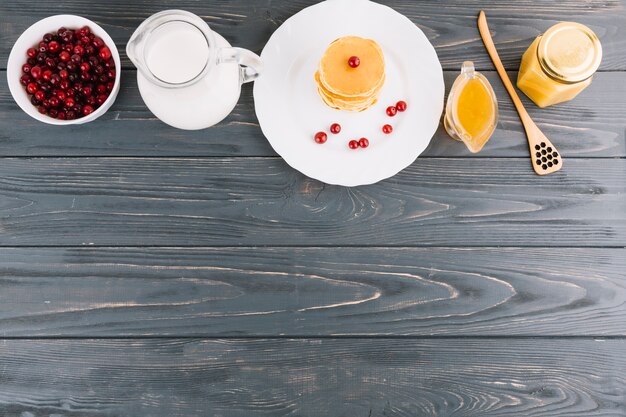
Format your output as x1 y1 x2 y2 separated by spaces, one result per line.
315 36 385 112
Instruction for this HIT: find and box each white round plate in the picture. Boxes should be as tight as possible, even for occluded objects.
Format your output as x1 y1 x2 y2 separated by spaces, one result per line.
254 0 444 186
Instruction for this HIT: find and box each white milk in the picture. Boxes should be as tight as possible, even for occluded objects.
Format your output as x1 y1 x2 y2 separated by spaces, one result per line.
144 21 209 84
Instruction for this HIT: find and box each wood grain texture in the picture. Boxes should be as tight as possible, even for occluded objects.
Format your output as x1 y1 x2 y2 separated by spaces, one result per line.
1 70 624 157
1 0 625 71
0 338 624 417
0 247 624 337
0 157 624 246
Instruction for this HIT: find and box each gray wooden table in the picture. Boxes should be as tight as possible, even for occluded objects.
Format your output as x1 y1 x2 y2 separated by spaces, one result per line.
1 1 625 416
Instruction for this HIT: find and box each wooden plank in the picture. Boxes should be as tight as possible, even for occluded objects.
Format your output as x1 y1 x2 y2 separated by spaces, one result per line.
0 157 624 247
1 0 625 71
1 70 624 157
0 247 624 337
0 338 624 416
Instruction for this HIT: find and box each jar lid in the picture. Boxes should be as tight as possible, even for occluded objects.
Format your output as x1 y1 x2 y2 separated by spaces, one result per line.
538 22 602 83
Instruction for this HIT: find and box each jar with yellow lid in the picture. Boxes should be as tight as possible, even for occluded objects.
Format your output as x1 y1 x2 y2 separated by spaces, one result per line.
517 22 602 108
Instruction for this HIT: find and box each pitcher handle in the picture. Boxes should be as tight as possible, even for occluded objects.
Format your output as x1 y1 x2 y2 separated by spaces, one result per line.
218 47 263 84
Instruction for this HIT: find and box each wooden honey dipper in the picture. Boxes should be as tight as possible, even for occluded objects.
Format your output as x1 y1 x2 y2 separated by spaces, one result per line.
478 11 562 175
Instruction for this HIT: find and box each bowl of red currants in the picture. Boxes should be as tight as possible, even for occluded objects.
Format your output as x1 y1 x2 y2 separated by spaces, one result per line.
7 15 121 125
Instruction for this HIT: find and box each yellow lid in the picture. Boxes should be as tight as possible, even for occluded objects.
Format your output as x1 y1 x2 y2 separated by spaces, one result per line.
537 22 602 83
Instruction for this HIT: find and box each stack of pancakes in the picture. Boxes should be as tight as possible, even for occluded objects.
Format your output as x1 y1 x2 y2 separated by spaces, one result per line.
315 36 385 112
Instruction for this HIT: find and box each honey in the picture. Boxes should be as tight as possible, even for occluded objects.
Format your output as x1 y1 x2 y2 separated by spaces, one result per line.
444 61 498 153
517 22 602 108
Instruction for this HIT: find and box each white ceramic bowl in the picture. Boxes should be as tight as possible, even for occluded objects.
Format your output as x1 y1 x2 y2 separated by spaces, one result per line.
7 15 121 125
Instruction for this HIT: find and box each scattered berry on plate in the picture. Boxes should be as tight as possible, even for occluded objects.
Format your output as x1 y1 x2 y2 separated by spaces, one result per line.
358 137 369 148
330 123 341 134
382 124 393 134
348 139 359 149
396 100 407 112
386 106 397 117
314 131 328 144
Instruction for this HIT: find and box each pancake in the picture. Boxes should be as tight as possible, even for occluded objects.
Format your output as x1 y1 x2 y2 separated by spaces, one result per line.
315 36 385 112
316 76 384 111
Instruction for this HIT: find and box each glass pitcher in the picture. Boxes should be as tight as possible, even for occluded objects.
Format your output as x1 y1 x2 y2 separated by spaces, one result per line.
127 10 263 130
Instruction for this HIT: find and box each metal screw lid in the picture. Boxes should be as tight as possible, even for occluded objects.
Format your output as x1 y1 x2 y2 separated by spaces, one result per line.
537 22 602 84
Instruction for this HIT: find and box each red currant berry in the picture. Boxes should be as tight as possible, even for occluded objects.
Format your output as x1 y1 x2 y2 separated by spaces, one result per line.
314 131 327 144
348 140 359 149
27 48 37 58
348 56 360 68
77 26 91 37
396 100 407 112
386 106 397 117
60 31 74 43
64 97 75 108
59 51 70 62
59 69 68 79
42 70 53 81
22 63 32 74
82 105 94 116
382 124 393 134
26 82 38 94
48 41 61 53
79 62 90 72
73 45 85 56
34 90 45 101
330 123 341 134
93 37 105 49
30 65 42 79
56 90 66 101
49 96 60 107
99 46 112 60
20 74 31 85
358 138 369 148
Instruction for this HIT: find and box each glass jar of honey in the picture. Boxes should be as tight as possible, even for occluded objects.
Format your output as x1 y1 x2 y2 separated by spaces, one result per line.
517 22 602 108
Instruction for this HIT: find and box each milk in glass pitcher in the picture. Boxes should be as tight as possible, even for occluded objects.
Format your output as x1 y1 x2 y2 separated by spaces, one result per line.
127 10 263 130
